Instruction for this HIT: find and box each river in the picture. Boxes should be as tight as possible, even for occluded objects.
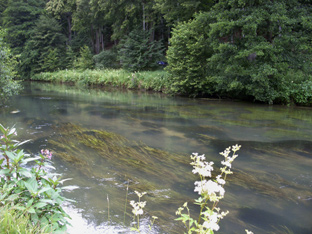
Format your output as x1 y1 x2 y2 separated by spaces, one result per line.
0 82 311 234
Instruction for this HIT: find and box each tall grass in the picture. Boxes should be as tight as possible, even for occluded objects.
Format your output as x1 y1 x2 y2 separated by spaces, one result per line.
31 69 170 92
0 205 48 234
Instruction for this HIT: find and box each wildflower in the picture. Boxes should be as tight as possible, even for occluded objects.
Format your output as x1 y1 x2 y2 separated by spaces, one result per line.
190 153 214 177
194 180 225 200
134 191 147 198
221 159 231 168
41 149 52 160
202 212 220 231
232 144 241 152
176 206 184 215
245 230 254 234
216 175 225 185
130 200 146 216
219 147 231 158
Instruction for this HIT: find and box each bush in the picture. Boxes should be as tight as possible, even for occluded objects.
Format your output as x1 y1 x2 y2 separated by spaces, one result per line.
74 45 94 70
166 1 312 105
118 29 165 72
0 28 21 105
0 124 73 232
93 48 120 69
166 14 214 97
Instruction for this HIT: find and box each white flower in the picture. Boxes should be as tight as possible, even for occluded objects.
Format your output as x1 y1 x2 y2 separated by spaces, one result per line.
192 161 214 177
194 180 225 199
245 230 254 234
232 144 241 152
134 191 147 198
216 175 225 185
219 147 231 158
203 212 220 231
130 200 146 216
221 160 232 168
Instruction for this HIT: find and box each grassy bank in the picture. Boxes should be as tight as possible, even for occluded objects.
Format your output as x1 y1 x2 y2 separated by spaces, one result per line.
31 69 170 92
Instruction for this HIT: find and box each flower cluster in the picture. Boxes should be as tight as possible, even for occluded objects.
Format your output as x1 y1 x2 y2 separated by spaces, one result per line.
130 191 147 216
220 144 240 175
202 209 229 232
40 149 52 160
176 144 242 234
130 200 146 216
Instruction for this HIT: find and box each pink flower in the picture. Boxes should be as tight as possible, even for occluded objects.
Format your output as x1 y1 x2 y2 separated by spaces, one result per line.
41 149 52 160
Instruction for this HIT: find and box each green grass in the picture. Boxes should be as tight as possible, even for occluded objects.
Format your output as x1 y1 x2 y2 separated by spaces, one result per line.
31 69 170 92
0 205 49 234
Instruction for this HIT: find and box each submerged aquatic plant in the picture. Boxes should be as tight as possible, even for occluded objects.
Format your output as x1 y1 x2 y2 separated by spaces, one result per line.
176 144 242 233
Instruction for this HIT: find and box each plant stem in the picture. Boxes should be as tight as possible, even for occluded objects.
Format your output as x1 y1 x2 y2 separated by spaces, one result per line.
124 180 129 225
107 194 110 223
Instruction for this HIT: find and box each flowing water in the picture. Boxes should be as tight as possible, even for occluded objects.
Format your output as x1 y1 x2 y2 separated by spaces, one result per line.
0 82 311 234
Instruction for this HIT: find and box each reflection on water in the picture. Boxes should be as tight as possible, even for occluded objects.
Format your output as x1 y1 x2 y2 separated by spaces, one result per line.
1 82 312 234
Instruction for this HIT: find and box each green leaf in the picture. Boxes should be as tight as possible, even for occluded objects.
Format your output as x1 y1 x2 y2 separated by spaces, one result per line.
22 156 41 164
5 151 16 160
40 199 54 204
24 177 39 194
28 207 36 214
0 169 10 175
8 127 16 136
38 187 52 194
14 205 26 211
6 194 19 201
33 202 48 209
44 164 56 170
19 168 32 177
0 124 5 133
26 198 34 208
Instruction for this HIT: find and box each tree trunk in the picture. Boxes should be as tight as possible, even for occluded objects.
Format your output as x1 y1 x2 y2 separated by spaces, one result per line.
67 14 72 42
101 27 104 51
142 3 145 31
95 28 100 54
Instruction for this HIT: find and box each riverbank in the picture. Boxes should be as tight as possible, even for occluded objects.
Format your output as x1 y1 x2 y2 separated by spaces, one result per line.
31 69 170 92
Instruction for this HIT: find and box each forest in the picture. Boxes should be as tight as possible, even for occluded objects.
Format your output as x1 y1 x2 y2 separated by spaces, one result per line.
1 0 312 105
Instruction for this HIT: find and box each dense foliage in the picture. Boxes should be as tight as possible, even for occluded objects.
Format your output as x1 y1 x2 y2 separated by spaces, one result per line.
0 124 73 232
0 0 311 105
119 29 165 71
166 0 312 104
0 28 21 105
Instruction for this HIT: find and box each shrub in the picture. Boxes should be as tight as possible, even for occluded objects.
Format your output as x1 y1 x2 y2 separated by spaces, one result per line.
118 29 165 72
74 45 94 70
93 48 120 69
0 29 21 104
0 124 73 232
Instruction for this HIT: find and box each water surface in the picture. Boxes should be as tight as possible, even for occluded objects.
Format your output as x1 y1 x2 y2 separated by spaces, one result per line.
0 82 311 234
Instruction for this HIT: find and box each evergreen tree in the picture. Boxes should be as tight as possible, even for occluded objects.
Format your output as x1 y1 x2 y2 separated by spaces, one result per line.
2 0 45 55
19 14 67 77
74 45 94 70
167 0 312 104
118 29 165 71
166 14 213 96
154 0 214 26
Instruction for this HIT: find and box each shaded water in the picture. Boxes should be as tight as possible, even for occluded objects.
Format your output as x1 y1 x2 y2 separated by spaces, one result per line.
0 82 312 234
